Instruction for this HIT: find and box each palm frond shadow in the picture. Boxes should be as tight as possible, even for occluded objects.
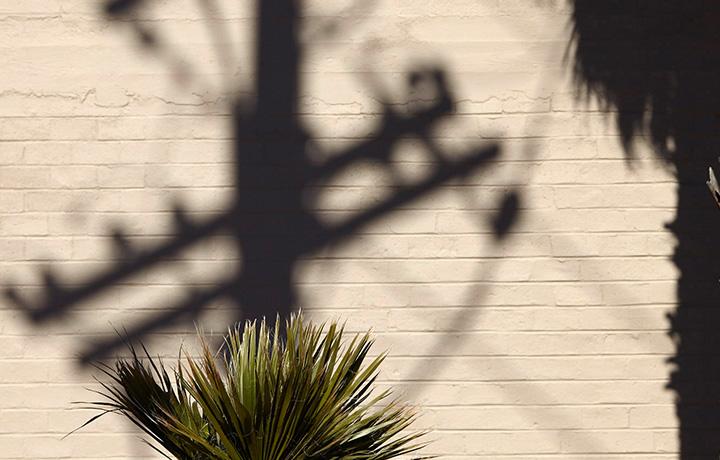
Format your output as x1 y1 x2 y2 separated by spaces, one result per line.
569 1 720 456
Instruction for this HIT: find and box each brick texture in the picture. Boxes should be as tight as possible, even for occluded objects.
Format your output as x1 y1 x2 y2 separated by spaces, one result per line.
0 1 679 458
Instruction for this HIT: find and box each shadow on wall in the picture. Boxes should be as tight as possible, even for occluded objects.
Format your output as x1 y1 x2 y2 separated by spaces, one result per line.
570 1 720 457
5 0 519 365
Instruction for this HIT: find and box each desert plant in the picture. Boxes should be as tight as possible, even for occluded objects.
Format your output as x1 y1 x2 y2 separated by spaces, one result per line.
76 313 430 459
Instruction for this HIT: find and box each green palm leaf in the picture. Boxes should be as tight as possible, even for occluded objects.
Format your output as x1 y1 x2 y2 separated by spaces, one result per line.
78 313 432 460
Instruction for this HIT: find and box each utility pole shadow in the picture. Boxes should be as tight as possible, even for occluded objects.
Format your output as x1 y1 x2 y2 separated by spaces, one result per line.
5 0 514 367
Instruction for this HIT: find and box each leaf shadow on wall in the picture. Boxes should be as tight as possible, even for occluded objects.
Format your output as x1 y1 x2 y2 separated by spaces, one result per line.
569 1 720 457
4 0 520 370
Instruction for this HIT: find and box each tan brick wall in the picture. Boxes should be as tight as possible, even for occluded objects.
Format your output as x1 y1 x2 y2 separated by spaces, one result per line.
0 1 679 458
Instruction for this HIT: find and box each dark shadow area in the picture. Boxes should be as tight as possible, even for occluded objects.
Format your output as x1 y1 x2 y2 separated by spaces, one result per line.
570 1 720 457
5 0 515 365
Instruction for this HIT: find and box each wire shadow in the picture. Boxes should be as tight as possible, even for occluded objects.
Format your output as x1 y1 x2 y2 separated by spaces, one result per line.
569 1 720 457
5 0 513 367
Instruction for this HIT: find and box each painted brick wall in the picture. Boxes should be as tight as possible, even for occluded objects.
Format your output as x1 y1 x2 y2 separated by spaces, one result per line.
0 1 680 458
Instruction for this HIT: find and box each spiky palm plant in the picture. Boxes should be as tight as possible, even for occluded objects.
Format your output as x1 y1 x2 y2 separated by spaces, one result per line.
77 313 430 459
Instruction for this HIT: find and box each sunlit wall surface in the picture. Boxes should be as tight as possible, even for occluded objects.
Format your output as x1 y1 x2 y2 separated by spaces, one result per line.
0 1 679 458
